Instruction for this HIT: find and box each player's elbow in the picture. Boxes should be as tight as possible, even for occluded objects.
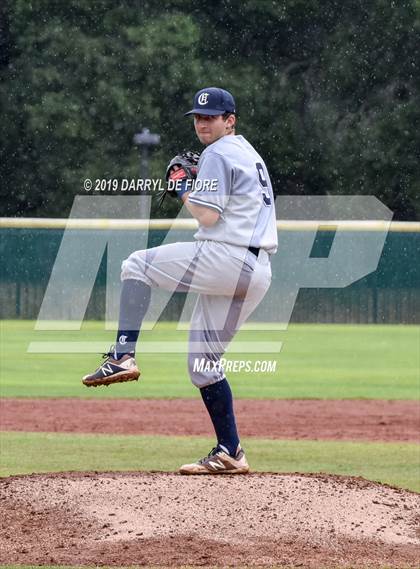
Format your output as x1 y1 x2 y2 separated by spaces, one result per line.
198 209 220 227
186 199 220 227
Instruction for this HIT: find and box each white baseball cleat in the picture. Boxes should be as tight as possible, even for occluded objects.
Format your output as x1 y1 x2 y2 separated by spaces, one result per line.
179 444 249 475
82 346 140 387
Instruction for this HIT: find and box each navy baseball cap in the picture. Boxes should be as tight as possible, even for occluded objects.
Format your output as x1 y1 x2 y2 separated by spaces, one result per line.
184 87 236 116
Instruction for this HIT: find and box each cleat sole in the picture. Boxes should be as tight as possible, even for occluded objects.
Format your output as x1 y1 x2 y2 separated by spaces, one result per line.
82 369 140 388
179 466 250 475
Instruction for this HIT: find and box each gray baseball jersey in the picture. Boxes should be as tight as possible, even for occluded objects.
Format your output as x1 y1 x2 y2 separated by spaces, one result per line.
121 133 276 388
188 135 278 254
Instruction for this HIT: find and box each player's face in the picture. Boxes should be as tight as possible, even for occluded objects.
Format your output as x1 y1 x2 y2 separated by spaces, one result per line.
193 114 234 145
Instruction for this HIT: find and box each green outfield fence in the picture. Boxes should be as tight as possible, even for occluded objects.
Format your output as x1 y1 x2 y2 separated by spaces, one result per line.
1 218 419 324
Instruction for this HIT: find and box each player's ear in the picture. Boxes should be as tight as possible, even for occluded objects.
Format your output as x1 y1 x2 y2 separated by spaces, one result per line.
225 113 236 131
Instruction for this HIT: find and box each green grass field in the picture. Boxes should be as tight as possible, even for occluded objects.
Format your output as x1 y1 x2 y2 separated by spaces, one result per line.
1 320 419 399
1 432 418 491
0 319 418 560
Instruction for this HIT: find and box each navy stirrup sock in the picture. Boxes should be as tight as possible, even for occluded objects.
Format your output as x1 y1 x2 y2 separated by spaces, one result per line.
115 279 151 359
200 378 240 457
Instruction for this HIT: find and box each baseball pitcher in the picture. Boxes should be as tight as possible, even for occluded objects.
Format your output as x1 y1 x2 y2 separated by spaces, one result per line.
82 87 278 474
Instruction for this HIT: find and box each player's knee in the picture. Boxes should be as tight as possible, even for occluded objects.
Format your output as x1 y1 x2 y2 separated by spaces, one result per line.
121 250 147 281
120 259 130 280
187 353 199 386
187 353 223 388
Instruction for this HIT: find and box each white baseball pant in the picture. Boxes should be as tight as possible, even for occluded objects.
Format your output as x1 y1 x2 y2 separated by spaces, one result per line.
121 240 272 388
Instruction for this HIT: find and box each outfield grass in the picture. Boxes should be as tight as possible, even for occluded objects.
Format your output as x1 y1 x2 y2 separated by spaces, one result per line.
1 431 418 492
1 321 418 399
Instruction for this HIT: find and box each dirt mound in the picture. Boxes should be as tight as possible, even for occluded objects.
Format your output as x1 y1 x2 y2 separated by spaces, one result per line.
1 472 418 567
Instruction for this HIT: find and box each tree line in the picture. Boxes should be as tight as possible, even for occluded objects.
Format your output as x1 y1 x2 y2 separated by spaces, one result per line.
1 0 419 219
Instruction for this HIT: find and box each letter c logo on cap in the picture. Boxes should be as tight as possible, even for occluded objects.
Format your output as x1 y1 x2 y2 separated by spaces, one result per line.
198 93 209 105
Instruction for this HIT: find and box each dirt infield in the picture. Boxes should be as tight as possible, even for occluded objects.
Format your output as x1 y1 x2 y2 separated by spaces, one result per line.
1 398 419 441
1 472 419 567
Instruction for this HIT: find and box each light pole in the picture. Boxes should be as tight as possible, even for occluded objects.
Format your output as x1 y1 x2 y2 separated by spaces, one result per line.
133 127 160 219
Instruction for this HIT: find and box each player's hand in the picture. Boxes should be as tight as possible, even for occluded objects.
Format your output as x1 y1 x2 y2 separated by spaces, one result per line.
166 151 200 183
157 151 200 207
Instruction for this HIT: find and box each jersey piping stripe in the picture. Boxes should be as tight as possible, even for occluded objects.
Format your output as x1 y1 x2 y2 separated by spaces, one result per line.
187 197 224 213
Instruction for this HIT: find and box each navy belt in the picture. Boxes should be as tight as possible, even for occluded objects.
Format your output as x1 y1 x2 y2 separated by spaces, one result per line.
248 246 260 257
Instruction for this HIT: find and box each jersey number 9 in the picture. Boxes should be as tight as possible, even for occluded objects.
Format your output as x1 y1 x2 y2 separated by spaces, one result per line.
256 163 272 206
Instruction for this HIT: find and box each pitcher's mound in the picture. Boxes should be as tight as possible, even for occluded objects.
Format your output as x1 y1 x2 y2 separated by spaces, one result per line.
1 472 419 568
